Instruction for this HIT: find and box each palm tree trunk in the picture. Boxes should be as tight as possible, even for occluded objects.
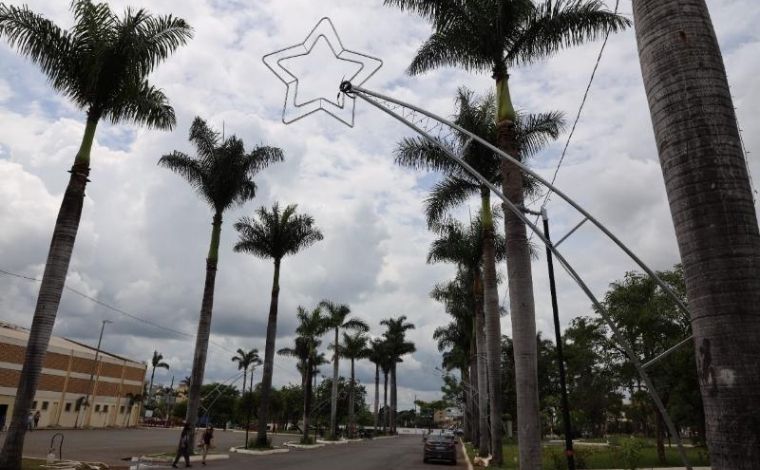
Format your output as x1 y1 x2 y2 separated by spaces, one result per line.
303 357 312 443
148 367 156 404
390 363 397 433
383 369 389 433
472 269 490 456
185 212 223 450
256 258 281 447
481 190 504 464
373 363 380 433
330 327 339 439
496 75 541 470
470 339 479 445
461 366 471 442
348 358 356 438
0 119 97 470
633 2 760 468
242 367 248 446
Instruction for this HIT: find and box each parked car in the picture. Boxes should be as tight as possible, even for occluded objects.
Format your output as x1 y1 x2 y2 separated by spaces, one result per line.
423 434 457 465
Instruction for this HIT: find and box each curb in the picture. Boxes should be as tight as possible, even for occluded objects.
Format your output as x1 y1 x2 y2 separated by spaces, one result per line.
229 446 290 455
284 440 326 449
460 439 474 470
134 453 229 463
316 439 350 445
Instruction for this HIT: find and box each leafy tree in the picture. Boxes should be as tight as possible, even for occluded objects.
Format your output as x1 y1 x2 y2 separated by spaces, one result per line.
319 300 369 439
159 117 283 444
234 203 323 446
0 2 191 465
385 1 629 465
199 383 240 428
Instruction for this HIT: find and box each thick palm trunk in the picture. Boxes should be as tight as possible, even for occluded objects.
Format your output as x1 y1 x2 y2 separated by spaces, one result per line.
330 327 339 439
472 270 490 456
0 120 96 470
185 212 223 450
470 344 479 445
481 191 504 464
390 363 397 433
348 359 355 438
148 367 156 403
383 370 389 433
461 366 471 441
496 75 541 470
634 2 760 467
373 363 380 433
257 259 282 447
303 358 312 443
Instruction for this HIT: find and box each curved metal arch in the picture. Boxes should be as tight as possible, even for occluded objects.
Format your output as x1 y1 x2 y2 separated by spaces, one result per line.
342 81 692 469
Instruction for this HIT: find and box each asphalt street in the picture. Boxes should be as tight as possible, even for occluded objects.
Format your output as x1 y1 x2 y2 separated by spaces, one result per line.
6 429 467 470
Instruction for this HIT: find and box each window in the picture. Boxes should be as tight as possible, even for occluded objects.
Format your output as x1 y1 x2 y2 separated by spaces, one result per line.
41 401 49 411
65 403 72 412
102 405 109 413
120 406 125 414
94 405 100 412
32 401 37 409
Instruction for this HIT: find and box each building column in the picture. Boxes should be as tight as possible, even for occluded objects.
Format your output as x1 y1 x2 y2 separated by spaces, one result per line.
84 359 103 427
113 360 127 427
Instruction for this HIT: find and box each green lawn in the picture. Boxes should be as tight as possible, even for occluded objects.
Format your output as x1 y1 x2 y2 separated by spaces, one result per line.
466 441 711 469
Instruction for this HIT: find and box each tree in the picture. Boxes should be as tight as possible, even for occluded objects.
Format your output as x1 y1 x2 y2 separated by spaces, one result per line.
293 306 328 443
380 316 416 434
367 339 388 433
0 2 191 465
234 203 324 447
397 88 564 454
632 1 760 467
319 301 369 439
386 1 629 466
159 117 283 444
339 331 370 438
123 392 143 427
232 348 262 445
148 351 170 405
198 383 239 427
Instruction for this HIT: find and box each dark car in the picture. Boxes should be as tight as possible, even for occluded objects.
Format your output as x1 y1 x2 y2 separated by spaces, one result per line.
423 434 457 465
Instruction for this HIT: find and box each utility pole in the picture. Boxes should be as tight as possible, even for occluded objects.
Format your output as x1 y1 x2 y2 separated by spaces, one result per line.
540 208 575 470
82 319 112 427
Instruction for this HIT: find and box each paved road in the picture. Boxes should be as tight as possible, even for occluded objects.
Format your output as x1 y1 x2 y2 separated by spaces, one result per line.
7 429 467 470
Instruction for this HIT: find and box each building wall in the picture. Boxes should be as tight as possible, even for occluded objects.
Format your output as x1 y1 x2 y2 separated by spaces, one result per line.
0 327 146 430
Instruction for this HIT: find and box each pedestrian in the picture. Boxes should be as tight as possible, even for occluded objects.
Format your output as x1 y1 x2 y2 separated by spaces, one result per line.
33 410 41 428
199 425 214 465
27 412 34 431
172 424 192 468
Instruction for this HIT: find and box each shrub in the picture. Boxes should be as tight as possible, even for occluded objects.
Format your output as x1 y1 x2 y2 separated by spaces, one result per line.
615 437 647 470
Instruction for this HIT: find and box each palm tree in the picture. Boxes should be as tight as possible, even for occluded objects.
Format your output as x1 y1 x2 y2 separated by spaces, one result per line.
367 339 389 434
319 301 369 439
0 3 191 465
148 351 170 405
428 217 506 454
122 393 144 427
380 316 416 434
397 88 564 453
159 117 283 444
339 332 370 438
385 1 629 465
633 1 760 467
234 203 324 447
232 348 262 445
295 306 328 443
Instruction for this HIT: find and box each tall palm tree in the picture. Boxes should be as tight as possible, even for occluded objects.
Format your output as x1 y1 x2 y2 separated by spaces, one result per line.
385 1 629 465
380 316 416 434
633 1 760 467
381 349 392 433
397 88 564 454
159 117 283 444
339 332 370 438
232 348 262 445
234 203 324 447
319 301 369 439
367 339 388 434
148 351 170 405
0 3 191 465
428 217 506 454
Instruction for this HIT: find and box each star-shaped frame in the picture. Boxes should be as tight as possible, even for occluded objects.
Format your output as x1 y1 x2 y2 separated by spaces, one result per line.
263 17 383 127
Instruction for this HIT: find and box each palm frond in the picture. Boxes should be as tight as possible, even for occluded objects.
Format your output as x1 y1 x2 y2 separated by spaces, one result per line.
424 177 478 227
157 151 206 191
408 26 492 76
516 110 566 159
108 78 176 129
394 136 459 173
248 145 285 173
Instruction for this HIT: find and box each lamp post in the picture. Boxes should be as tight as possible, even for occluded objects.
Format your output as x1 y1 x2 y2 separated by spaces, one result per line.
82 319 112 428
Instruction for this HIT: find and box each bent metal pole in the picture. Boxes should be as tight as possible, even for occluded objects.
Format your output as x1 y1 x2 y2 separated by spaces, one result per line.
344 81 692 470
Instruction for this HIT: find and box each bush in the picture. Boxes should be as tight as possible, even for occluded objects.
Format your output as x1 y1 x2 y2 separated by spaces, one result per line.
615 437 647 470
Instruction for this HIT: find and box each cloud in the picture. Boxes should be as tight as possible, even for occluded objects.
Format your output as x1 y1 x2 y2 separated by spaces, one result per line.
1 0 758 411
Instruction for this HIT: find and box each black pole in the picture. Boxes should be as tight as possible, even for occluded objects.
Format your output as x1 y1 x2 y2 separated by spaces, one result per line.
542 210 576 470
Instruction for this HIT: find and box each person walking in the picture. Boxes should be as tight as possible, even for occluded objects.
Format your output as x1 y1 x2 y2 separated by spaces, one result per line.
172 424 193 468
33 410 41 429
199 425 214 465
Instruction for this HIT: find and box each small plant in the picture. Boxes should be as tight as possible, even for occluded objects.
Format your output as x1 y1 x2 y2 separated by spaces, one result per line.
615 437 646 470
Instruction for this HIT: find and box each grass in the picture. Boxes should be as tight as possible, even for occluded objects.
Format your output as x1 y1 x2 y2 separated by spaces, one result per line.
466 441 711 469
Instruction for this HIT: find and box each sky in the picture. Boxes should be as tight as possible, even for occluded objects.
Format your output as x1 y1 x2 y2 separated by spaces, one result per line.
0 1 758 411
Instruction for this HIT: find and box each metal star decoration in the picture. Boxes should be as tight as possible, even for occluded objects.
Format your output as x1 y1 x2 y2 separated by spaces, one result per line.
263 17 383 127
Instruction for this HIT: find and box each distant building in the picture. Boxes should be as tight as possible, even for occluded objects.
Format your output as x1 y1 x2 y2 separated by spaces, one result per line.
0 322 146 429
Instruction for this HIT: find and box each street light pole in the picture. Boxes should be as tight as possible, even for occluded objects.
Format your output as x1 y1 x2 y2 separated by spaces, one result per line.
82 319 112 428
541 208 576 470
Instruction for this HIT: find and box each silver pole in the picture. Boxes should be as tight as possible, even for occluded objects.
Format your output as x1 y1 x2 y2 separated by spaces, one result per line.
351 89 692 470
349 83 690 319
554 217 589 248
